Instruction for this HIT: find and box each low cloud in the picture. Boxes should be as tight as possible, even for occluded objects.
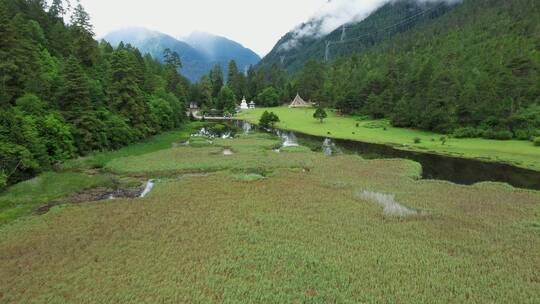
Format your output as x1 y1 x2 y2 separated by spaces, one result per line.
279 0 459 52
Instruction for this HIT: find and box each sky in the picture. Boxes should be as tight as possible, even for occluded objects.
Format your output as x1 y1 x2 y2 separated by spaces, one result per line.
78 0 328 56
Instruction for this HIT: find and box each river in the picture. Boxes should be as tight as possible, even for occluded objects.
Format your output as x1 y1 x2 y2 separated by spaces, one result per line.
233 120 540 191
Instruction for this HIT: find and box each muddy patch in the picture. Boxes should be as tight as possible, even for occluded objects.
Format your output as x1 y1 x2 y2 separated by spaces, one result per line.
35 182 150 215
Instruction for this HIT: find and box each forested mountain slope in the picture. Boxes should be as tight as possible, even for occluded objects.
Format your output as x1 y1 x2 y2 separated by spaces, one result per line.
104 28 261 81
0 0 189 187
260 0 457 72
103 27 209 82
283 0 539 141
184 31 261 76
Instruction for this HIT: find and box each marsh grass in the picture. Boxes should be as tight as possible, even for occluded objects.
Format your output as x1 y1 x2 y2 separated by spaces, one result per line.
65 124 202 170
281 145 312 153
0 172 114 225
1 127 539 303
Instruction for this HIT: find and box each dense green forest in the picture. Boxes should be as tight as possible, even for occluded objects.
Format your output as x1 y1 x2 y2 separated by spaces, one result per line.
0 0 190 187
260 0 456 73
321 0 540 139
238 0 540 141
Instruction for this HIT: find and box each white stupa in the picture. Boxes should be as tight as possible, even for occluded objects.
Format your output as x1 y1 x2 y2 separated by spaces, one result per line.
240 96 249 110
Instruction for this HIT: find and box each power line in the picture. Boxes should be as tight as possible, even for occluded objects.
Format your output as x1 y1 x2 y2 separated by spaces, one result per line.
324 2 446 61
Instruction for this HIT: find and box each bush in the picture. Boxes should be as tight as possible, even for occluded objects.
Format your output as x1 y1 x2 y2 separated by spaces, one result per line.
482 129 513 140
0 172 7 190
313 108 328 123
413 137 421 144
259 111 280 129
453 127 480 138
534 137 540 147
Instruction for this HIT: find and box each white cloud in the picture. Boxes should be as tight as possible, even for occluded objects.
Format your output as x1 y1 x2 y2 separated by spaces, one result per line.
72 0 327 57
279 0 459 52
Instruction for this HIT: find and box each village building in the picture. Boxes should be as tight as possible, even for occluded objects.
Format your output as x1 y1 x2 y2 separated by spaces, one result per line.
249 101 256 109
289 93 311 108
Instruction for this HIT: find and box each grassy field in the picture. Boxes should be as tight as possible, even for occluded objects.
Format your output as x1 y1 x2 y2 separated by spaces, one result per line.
0 172 115 226
237 107 540 172
0 123 202 226
1 124 539 303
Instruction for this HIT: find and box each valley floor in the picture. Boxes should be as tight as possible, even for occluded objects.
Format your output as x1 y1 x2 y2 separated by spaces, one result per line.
237 107 540 172
0 123 539 303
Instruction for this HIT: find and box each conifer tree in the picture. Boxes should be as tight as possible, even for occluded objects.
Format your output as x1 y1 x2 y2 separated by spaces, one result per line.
70 0 97 66
227 60 246 99
109 49 150 135
209 64 224 98
48 0 66 20
216 85 236 114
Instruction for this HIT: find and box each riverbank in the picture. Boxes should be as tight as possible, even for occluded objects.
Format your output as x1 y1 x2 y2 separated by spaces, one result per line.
237 107 540 172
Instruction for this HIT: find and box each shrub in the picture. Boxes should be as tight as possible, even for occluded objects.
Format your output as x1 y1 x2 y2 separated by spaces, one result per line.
453 127 480 138
209 123 228 135
482 129 513 140
0 172 7 190
513 128 540 141
413 137 421 144
259 111 280 129
313 108 328 123
534 137 540 147
440 136 447 145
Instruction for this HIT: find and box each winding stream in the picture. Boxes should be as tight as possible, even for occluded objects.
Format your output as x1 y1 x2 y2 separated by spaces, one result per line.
236 120 540 190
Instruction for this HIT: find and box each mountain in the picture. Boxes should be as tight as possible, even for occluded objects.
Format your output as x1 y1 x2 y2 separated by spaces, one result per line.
104 27 208 81
274 0 539 139
183 31 261 75
260 0 458 72
103 28 260 82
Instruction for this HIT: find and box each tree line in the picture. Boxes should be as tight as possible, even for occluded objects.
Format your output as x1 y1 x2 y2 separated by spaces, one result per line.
0 0 189 187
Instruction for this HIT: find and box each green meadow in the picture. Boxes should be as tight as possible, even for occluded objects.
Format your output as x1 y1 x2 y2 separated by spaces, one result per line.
0 123 203 226
237 107 540 172
1 123 539 303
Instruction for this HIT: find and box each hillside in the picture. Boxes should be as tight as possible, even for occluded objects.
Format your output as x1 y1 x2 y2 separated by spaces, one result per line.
103 28 209 81
184 31 261 75
260 0 539 142
0 1 189 186
104 28 261 81
260 0 458 72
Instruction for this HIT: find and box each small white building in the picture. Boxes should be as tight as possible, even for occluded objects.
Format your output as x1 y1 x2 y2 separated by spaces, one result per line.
240 97 249 110
249 101 256 109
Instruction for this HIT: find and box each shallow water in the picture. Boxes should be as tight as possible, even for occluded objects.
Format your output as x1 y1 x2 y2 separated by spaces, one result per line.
243 122 252 134
359 190 420 217
278 131 299 147
140 180 155 198
234 120 540 190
